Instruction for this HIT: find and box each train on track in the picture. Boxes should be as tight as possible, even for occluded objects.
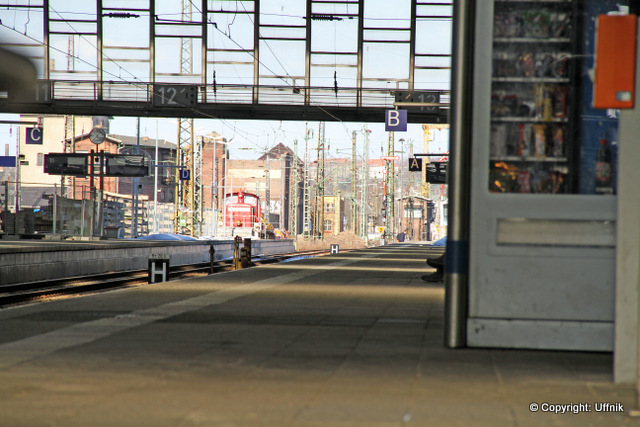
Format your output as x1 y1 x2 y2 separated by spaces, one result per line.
223 191 267 238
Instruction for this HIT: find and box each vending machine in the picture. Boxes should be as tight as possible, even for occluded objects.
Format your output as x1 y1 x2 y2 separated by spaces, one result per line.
466 1 629 350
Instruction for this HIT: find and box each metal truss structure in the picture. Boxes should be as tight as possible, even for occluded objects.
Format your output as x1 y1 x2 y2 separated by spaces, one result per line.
174 0 201 236
0 0 451 123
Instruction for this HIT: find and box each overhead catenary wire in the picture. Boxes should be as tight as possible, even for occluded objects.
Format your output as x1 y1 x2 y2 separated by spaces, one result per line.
0 3 448 144
1 12 274 136
0 6 452 22
185 0 357 138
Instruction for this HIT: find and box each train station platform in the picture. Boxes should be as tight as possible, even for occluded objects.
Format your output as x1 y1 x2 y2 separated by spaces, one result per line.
0 243 637 427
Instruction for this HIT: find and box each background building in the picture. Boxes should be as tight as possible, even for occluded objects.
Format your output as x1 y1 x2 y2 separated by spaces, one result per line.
227 142 301 233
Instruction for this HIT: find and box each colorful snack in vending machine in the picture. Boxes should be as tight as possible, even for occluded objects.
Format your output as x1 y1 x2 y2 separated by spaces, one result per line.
523 10 551 38
552 126 564 157
552 12 571 38
535 54 554 78
551 170 566 193
490 124 508 157
543 87 553 121
517 123 532 156
518 52 535 77
498 12 521 38
552 55 568 78
490 163 516 193
530 170 552 193
506 124 519 156
494 52 517 77
516 170 531 193
494 12 507 37
554 86 568 118
492 93 518 117
532 84 555 120
533 124 547 157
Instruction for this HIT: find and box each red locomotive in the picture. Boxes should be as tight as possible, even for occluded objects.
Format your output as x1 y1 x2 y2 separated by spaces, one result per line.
223 191 263 236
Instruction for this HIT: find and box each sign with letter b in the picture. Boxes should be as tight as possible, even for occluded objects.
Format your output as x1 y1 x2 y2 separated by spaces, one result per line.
385 110 407 132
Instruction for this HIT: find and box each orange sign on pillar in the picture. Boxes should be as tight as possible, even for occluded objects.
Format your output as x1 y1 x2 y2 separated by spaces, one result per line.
593 14 638 109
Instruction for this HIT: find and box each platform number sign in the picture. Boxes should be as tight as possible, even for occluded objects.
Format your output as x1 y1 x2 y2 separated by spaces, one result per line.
26 127 43 145
180 169 191 181
17 81 51 103
409 157 422 172
385 109 407 132
153 84 198 107
395 91 440 113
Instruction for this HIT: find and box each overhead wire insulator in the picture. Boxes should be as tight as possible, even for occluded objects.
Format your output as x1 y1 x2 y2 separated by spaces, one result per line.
309 14 343 21
103 12 140 19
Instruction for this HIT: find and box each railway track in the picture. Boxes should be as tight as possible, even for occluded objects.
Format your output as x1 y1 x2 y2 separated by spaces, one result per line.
0 249 332 308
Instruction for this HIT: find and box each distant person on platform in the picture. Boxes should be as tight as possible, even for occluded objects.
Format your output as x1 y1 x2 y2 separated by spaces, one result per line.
397 229 407 243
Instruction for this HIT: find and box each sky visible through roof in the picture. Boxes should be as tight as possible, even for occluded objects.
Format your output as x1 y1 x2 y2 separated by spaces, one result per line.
0 0 452 160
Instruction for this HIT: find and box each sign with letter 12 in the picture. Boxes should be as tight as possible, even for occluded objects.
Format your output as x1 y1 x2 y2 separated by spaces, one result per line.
385 109 407 132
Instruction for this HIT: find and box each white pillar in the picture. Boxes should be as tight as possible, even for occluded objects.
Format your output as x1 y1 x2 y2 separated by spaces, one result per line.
615 20 640 386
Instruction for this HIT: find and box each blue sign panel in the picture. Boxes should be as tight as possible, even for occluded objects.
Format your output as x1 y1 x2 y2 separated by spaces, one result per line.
0 156 16 167
25 127 43 144
180 169 190 181
385 109 407 132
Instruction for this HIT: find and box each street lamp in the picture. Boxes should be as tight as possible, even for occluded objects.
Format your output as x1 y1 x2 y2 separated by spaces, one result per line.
334 147 361 234
360 126 371 240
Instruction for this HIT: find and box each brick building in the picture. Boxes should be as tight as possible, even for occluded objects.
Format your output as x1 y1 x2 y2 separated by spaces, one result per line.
227 143 302 232
199 131 228 213
320 195 346 236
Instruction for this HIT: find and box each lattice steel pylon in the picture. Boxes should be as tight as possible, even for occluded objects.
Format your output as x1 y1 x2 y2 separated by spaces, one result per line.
174 0 201 236
384 131 395 241
313 122 325 239
351 130 358 233
291 138 299 236
302 125 311 237
360 126 370 239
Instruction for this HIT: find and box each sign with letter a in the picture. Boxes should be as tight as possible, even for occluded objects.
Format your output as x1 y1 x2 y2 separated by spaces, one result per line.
385 109 407 132
409 157 422 172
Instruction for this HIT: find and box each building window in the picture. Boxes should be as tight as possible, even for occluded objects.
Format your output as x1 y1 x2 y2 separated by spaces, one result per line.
323 220 332 232
325 202 334 213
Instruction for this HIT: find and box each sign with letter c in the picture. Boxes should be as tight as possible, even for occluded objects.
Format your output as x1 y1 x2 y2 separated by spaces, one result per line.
26 127 43 145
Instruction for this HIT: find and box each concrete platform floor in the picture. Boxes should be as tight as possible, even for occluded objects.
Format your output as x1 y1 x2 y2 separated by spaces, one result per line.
0 243 637 427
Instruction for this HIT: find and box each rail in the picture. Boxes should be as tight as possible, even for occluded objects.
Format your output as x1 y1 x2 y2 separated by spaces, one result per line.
0 249 335 308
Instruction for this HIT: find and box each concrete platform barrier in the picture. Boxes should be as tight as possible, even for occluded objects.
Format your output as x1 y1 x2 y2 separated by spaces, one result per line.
0 239 294 285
